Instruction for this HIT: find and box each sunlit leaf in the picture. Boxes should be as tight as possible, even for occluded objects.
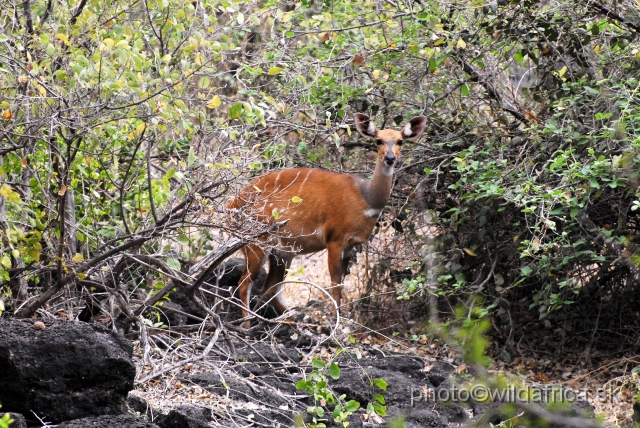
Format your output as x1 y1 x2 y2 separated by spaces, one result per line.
206 95 221 109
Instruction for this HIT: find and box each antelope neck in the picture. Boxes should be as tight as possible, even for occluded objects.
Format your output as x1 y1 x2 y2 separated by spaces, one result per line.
359 158 394 210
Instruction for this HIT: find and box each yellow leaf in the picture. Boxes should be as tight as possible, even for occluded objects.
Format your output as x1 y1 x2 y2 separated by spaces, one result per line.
0 186 9 197
1 254 11 269
237 12 245 25
372 69 380 79
268 67 284 75
558 66 567 77
272 209 279 220
457 38 467 49
35 83 46 97
103 38 114 47
136 123 146 133
72 253 84 263
291 196 302 203
253 185 262 192
206 95 221 109
463 248 477 256
2 109 11 120
55 33 69 45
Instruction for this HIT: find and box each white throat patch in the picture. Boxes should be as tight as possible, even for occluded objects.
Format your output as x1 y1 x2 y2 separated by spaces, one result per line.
381 164 394 176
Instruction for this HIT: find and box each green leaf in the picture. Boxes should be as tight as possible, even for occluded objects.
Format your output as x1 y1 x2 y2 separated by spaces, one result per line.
514 50 524 63
285 31 295 37
329 362 340 379
374 378 388 390
372 402 386 416
228 102 243 119
570 207 579 218
373 393 385 404
198 76 211 88
187 146 195 167
268 67 284 75
345 400 360 412
295 379 308 390
311 357 326 368
521 265 532 276
461 84 469 96
167 257 181 270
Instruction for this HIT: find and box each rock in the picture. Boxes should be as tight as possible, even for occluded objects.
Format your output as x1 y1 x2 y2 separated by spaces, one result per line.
127 394 155 420
155 405 211 428
329 354 465 427
0 318 135 424
55 414 160 427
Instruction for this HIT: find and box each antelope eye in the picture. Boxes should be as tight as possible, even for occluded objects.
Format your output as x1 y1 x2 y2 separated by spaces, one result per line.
375 139 383 145
396 140 404 146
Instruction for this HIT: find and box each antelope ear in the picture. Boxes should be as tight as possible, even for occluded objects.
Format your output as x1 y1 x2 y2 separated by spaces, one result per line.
402 116 427 139
354 113 378 139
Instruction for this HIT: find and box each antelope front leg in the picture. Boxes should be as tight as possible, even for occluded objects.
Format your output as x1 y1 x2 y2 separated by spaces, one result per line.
327 243 346 312
238 244 267 327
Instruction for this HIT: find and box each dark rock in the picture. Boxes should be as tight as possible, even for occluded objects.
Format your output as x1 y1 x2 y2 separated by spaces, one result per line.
155 405 211 428
56 414 160 427
189 371 292 408
402 408 448 428
424 361 456 387
127 394 155 419
329 354 466 425
470 385 595 426
0 318 135 424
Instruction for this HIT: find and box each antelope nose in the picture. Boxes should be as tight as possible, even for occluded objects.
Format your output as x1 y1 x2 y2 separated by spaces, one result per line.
384 154 396 165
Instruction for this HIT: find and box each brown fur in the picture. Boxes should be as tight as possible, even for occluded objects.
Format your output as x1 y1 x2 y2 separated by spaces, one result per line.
228 114 427 325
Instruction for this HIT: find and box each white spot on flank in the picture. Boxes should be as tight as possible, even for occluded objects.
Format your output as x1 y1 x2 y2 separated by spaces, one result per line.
381 165 394 176
364 208 381 218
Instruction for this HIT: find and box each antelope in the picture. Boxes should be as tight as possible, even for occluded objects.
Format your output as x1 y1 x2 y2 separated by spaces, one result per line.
227 113 427 324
